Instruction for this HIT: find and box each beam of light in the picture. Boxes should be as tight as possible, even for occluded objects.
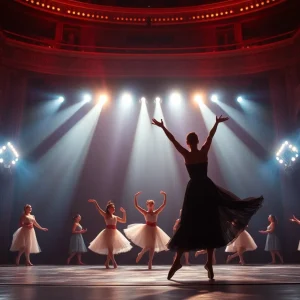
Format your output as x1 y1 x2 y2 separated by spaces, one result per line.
217 101 272 150
170 92 182 105
98 94 108 106
199 102 261 197
21 102 86 156
121 93 133 105
83 94 92 103
19 103 103 233
58 96 65 103
237 96 243 103
155 97 161 104
140 97 146 104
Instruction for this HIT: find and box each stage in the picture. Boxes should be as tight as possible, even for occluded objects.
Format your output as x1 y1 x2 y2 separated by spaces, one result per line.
1 265 300 299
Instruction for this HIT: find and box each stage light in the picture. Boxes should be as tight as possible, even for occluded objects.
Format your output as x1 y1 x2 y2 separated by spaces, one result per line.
0 142 20 168
121 93 133 105
211 94 218 102
98 94 108 106
140 97 146 103
276 141 298 169
83 94 92 103
155 97 161 103
58 96 64 103
237 96 243 103
170 92 181 104
194 94 203 104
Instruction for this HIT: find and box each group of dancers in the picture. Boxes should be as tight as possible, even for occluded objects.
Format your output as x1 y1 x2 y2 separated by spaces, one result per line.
10 115 285 280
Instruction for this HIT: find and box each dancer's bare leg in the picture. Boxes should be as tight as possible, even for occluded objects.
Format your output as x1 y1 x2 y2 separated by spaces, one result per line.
205 248 214 280
108 249 117 268
77 253 84 265
67 252 76 265
148 248 155 270
237 247 246 265
25 250 33 266
105 255 110 269
16 247 25 266
136 247 149 263
195 250 207 257
184 252 191 265
168 249 184 280
270 251 276 264
275 251 284 264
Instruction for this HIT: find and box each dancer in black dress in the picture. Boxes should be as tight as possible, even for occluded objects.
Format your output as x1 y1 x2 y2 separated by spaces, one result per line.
152 115 263 280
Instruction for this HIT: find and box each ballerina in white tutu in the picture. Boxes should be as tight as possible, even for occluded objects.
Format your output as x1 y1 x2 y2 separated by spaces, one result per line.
226 226 257 265
290 215 300 251
124 191 171 270
10 204 48 266
88 199 132 269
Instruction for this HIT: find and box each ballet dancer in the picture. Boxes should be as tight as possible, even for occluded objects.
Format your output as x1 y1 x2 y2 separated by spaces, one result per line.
173 210 190 265
10 204 48 266
124 191 171 270
290 215 300 251
88 199 132 269
259 215 283 264
67 214 88 265
226 226 257 265
152 116 263 280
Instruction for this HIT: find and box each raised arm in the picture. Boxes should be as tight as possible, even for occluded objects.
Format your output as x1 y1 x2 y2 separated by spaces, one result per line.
117 207 127 223
152 119 189 157
134 192 147 215
33 217 48 231
154 191 167 214
290 215 300 225
72 223 87 234
88 199 106 217
201 115 229 153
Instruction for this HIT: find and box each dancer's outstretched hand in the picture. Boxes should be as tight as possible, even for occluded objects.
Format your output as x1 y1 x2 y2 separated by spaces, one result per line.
42 228 48 232
88 199 96 203
259 230 266 234
216 115 229 123
82 229 87 233
135 191 142 197
160 191 166 196
152 118 164 128
120 207 126 213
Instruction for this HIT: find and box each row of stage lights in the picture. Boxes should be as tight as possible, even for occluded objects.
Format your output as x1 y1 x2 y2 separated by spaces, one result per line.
276 141 298 169
56 93 246 106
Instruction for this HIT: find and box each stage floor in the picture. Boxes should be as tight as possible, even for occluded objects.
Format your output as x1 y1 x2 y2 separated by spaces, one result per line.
1 265 300 299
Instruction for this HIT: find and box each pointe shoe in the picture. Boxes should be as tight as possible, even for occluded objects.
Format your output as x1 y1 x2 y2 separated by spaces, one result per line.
167 262 182 280
239 261 245 266
105 262 110 269
113 262 118 269
148 262 152 270
204 263 214 280
26 261 33 266
136 252 144 263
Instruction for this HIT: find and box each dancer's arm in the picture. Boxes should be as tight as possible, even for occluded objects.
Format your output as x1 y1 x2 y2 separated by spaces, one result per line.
152 119 189 157
134 192 147 215
259 223 275 234
72 223 87 234
154 191 167 214
173 219 180 231
88 199 106 217
117 207 127 223
290 215 300 225
33 217 48 231
202 115 229 153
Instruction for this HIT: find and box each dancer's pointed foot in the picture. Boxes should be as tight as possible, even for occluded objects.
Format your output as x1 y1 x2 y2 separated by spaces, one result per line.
226 255 231 264
185 261 191 266
148 262 152 270
104 261 110 269
66 257 71 265
204 263 214 280
16 256 20 266
113 262 118 269
239 261 245 266
167 262 182 280
26 261 33 266
136 251 144 263
78 261 85 265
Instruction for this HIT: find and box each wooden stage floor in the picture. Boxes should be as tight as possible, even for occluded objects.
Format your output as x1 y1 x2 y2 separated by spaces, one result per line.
1 265 300 299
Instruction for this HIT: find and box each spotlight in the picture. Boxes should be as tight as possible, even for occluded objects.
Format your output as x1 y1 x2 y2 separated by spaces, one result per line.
58 96 64 103
0 142 20 168
98 94 108 106
237 96 243 103
194 94 203 104
211 94 218 102
140 97 146 103
83 94 92 103
276 141 298 169
121 93 133 105
155 97 161 104
170 92 181 104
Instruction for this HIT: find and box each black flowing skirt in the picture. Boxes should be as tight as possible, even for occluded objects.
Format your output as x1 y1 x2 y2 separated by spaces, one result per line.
168 177 263 251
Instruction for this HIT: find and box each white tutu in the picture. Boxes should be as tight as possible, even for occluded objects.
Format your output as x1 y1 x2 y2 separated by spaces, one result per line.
297 241 300 251
225 231 257 253
124 223 170 252
10 227 41 253
89 228 132 255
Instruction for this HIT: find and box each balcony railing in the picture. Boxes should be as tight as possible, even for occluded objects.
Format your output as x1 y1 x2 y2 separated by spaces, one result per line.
2 29 298 54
